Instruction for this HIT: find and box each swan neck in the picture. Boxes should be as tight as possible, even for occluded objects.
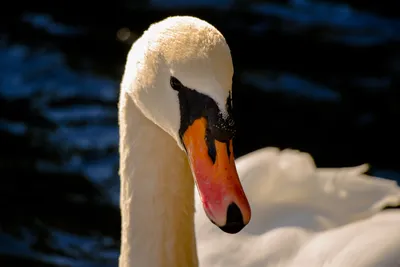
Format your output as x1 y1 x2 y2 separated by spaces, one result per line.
118 92 198 267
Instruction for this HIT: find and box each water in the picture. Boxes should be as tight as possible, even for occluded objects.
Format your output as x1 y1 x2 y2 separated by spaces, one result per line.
0 1 399 266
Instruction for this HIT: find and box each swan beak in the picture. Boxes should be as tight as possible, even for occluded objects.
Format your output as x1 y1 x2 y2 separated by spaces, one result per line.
182 118 251 234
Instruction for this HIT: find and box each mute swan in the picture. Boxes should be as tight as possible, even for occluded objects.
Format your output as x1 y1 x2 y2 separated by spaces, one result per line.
118 16 400 267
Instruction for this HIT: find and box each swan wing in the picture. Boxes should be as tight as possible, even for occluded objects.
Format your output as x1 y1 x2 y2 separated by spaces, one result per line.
289 211 400 267
236 147 400 229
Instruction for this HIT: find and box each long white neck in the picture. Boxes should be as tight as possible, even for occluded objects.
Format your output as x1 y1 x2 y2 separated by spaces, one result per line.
118 91 199 267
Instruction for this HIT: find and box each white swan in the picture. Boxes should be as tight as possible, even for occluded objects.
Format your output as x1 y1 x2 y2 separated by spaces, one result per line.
118 16 400 267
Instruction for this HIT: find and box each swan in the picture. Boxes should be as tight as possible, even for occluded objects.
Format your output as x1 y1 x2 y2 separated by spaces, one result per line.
118 16 400 267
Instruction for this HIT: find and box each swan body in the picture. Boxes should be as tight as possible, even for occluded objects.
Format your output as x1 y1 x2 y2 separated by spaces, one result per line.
118 15 400 267
196 148 400 267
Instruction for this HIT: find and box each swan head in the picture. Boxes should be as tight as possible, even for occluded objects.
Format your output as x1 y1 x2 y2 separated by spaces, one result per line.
122 16 251 234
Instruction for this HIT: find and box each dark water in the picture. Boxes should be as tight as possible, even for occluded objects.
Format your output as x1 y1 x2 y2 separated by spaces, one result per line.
0 1 399 266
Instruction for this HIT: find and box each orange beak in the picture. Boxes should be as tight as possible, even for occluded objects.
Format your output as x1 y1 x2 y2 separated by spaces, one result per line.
182 118 251 234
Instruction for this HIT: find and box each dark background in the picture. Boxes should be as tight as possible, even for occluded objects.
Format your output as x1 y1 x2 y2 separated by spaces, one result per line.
0 0 399 266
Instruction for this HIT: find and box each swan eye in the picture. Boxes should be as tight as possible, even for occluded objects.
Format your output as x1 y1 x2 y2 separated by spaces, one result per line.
170 76 183 91
226 91 233 113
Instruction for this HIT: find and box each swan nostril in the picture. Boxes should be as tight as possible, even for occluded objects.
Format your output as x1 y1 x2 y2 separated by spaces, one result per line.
219 202 245 234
